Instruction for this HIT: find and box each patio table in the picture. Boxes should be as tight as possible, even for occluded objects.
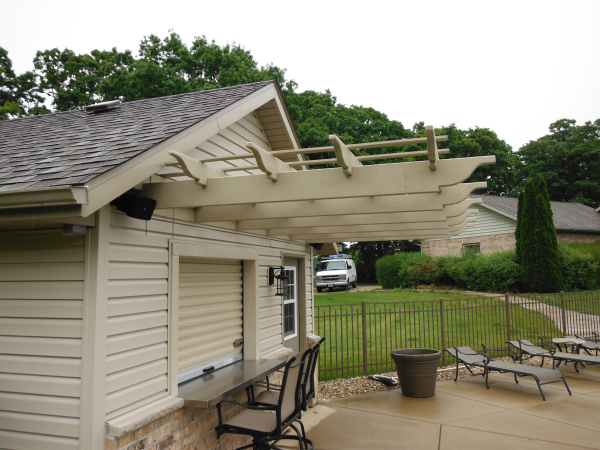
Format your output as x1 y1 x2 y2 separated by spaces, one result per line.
552 337 585 353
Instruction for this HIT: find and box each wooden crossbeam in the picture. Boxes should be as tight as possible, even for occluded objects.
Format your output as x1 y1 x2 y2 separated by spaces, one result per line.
194 183 486 222
143 157 495 209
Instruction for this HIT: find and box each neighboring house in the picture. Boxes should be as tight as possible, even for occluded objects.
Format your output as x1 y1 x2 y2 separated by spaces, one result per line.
420 194 600 257
0 81 493 450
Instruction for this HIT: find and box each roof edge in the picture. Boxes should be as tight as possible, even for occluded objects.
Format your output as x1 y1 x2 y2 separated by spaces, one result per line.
556 227 600 235
0 186 88 210
477 202 517 221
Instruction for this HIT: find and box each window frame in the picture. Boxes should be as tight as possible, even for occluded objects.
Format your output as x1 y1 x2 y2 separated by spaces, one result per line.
282 265 298 340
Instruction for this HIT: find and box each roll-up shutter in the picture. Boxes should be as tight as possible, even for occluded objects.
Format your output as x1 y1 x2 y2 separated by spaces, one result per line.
178 257 243 383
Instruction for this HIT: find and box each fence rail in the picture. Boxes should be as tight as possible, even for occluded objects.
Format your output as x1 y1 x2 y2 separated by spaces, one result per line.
315 291 600 381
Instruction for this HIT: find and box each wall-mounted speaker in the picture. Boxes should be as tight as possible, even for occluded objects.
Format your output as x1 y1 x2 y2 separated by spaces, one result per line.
110 189 156 221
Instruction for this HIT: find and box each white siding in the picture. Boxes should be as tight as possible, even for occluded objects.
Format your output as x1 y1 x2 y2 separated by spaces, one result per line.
0 230 84 450
427 207 516 242
105 210 310 419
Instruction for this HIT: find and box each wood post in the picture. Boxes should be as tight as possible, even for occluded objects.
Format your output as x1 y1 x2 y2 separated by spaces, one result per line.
505 293 511 356
561 291 567 334
440 298 446 367
362 301 368 376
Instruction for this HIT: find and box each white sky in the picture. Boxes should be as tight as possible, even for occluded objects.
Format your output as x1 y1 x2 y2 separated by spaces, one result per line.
2 0 599 150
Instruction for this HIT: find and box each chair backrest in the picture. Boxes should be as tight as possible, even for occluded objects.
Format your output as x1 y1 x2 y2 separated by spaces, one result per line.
277 352 306 423
305 337 326 402
446 346 486 365
515 339 550 355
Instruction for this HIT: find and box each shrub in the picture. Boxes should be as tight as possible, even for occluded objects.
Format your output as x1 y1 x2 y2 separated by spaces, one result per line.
559 245 600 291
375 252 435 289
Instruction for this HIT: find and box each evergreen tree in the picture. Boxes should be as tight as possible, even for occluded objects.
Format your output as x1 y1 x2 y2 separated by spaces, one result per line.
515 190 524 264
520 178 538 290
534 175 563 292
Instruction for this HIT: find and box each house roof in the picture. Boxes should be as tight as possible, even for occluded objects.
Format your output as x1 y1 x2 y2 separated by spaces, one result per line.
478 194 600 232
0 81 274 192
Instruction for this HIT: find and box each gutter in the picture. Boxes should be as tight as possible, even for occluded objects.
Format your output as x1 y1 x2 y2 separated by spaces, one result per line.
556 227 600 235
0 186 88 210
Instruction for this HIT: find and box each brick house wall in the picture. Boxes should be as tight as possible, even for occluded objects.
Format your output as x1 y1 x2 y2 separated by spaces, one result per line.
421 232 600 257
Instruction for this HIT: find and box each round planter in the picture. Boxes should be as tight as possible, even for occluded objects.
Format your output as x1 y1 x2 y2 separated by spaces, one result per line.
391 349 441 398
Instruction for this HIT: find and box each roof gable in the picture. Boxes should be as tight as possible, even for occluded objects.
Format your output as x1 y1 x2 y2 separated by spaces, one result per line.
0 81 274 193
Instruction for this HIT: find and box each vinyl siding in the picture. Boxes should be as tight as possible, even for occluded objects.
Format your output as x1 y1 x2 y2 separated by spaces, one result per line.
426 207 516 241
105 209 310 419
0 230 84 450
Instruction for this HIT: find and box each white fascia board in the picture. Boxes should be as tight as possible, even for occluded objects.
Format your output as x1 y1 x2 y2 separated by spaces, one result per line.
0 186 88 210
81 83 279 217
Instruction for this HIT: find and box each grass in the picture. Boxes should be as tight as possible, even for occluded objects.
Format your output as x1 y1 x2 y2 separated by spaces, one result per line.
314 289 485 306
314 290 563 381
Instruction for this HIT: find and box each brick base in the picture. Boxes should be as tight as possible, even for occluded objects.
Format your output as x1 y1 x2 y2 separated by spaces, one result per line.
106 373 291 450
557 233 600 244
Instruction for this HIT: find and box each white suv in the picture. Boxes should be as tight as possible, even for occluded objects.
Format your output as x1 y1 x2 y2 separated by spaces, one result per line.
315 254 357 293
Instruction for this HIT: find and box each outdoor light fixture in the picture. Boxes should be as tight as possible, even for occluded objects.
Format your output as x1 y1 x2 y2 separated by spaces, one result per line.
268 266 290 296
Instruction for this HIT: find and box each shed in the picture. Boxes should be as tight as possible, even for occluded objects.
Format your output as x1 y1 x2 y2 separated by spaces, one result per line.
0 81 494 450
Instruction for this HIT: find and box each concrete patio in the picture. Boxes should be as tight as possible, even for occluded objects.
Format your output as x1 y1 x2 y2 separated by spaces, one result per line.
297 362 600 449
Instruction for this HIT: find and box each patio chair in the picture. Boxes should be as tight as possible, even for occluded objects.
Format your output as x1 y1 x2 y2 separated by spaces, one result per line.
216 355 314 450
247 337 326 412
445 345 571 401
506 339 553 366
572 335 600 356
538 337 600 372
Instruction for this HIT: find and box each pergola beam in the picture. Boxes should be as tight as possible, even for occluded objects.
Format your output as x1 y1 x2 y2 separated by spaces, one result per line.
237 198 481 231
143 156 495 209
193 182 487 222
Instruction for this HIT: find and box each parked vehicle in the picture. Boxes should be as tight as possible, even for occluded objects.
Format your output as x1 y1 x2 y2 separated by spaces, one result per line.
315 254 357 292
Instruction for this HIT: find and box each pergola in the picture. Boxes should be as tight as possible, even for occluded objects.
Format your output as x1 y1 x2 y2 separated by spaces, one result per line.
144 126 495 243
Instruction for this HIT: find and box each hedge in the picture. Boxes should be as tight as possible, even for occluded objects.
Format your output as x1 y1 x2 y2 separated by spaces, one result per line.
375 245 599 293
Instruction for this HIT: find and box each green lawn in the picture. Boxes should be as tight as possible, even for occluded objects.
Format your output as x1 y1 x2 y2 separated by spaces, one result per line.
314 289 484 306
314 290 563 381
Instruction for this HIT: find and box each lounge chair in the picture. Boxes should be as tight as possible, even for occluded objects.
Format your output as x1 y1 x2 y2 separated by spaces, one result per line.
507 338 600 372
445 345 572 401
216 354 314 450
568 335 600 356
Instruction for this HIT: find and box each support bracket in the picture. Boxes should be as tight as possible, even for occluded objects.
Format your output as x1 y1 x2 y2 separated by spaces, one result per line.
168 151 225 186
426 125 439 170
246 142 294 181
329 135 363 176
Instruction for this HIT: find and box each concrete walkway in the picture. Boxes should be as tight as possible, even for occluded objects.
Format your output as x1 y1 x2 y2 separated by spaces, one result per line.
296 363 600 449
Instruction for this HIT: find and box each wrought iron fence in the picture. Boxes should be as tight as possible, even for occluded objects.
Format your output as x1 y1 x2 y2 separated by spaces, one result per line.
315 291 600 381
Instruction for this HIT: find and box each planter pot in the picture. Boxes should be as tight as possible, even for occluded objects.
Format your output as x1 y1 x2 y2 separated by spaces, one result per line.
391 349 441 398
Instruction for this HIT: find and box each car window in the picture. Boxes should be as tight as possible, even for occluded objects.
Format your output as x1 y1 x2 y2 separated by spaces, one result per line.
318 261 347 271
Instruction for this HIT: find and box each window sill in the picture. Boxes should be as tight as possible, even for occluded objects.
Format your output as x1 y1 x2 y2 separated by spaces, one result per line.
177 359 285 409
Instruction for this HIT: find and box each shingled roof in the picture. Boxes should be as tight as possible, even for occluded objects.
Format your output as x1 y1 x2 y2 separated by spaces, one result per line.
0 81 274 192
478 194 600 232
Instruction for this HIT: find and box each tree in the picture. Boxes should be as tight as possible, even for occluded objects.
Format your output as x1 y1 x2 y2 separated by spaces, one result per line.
519 178 538 290
348 240 420 283
435 124 523 196
518 119 600 208
515 189 524 264
1 47 47 119
534 175 562 292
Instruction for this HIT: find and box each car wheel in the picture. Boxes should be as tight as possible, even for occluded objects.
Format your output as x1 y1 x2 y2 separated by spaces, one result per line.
317 287 323 293
352 280 357 288
346 283 350 291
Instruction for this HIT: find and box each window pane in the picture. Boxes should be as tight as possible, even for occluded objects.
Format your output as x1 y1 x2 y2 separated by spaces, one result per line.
284 302 295 336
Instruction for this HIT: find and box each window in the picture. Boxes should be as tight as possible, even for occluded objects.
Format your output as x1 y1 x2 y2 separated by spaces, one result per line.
462 243 481 254
282 266 297 339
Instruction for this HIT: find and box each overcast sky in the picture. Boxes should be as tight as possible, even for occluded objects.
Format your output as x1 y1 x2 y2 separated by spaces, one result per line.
2 0 599 150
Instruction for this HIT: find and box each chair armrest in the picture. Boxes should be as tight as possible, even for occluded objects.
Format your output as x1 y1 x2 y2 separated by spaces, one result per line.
593 332 599 343
482 343 504 353
253 381 282 391
538 336 557 354
217 400 278 412
481 352 491 365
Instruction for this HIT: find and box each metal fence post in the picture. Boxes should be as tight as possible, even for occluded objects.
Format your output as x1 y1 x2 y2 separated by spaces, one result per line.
561 291 567 334
362 301 368 376
439 298 446 367
505 293 511 356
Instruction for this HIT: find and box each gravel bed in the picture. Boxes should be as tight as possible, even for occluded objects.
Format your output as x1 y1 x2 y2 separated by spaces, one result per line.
318 356 552 401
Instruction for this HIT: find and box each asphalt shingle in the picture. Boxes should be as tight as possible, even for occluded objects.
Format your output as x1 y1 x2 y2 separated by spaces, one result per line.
0 81 273 190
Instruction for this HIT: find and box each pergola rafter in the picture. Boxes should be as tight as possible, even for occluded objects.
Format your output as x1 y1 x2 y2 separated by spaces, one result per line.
144 128 494 242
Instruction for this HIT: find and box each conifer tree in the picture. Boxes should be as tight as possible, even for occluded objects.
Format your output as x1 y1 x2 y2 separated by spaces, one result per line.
515 190 524 264
534 175 563 292
519 178 538 291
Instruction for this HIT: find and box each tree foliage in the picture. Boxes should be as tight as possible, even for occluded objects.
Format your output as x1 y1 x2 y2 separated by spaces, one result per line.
348 240 420 284
518 119 600 208
519 178 538 290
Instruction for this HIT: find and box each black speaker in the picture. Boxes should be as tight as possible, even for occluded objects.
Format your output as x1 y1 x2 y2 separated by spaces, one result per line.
111 189 156 220
309 243 324 250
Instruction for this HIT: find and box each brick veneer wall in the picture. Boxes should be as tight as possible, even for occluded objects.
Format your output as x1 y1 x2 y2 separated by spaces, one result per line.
421 232 600 257
105 372 285 450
